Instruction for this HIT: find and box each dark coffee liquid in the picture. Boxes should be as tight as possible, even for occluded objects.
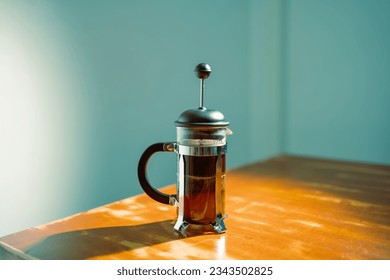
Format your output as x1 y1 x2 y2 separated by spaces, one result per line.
183 154 226 225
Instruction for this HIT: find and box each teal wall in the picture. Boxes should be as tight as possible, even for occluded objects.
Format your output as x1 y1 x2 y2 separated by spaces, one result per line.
284 0 390 164
1 0 389 237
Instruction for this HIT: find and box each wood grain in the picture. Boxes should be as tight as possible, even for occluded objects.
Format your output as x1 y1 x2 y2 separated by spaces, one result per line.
1 155 389 259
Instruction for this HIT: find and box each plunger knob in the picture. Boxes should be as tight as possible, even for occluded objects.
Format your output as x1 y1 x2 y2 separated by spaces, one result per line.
194 63 212 80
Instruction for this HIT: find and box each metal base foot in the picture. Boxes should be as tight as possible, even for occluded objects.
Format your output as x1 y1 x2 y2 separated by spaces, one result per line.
213 215 227 234
174 220 190 233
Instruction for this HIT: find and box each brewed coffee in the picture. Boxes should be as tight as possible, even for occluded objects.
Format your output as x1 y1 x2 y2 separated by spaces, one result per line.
183 154 226 224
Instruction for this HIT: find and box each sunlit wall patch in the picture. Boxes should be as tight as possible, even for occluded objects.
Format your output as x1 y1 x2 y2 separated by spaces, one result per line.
0 0 87 236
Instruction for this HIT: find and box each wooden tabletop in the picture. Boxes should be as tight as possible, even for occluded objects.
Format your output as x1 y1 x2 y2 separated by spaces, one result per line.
1 155 389 260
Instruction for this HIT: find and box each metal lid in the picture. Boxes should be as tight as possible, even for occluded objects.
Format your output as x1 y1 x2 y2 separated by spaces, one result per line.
175 63 229 127
175 107 229 127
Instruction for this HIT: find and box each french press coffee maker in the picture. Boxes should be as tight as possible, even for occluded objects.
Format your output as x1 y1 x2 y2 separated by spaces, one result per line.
138 63 232 233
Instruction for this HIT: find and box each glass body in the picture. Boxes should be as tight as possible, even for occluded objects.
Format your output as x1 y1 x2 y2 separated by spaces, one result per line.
173 127 228 233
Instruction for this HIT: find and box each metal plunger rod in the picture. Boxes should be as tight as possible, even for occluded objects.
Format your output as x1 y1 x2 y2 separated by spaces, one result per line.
200 79 205 108
194 63 211 109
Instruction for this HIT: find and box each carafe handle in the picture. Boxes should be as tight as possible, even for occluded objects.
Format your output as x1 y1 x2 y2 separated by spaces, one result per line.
137 142 176 205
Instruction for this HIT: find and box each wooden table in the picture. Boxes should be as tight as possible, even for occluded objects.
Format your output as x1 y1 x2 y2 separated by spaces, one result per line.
1 155 389 260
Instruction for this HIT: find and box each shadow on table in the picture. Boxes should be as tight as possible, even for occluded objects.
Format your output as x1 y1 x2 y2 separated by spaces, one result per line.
24 220 214 259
